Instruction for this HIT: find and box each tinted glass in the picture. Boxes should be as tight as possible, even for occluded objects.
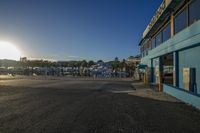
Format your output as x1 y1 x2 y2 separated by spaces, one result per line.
175 8 187 34
189 0 200 25
162 23 171 42
146 51 148 56
151 38 156 49
156 32 162 46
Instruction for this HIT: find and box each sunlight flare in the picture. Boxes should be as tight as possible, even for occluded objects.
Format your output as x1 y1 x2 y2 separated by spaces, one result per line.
0 41 21 60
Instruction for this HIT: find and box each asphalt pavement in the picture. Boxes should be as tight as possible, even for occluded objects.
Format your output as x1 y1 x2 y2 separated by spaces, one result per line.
0 78 200 133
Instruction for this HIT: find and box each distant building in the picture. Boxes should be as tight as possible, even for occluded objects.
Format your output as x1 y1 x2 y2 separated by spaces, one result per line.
20 57 27 62
138 0 200 109
127 55 140 65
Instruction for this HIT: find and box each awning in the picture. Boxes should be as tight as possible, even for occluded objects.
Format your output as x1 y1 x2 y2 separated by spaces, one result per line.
138 64 147 69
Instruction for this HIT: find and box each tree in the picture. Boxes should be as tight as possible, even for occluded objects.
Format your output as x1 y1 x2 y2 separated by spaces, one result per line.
97 60 103 64
0 59 19 68
88 60 95 67
111 57 120 70
126 63 136 77
74 61 82 68
68 61 75 67
121 59 127 70
81 60 88 67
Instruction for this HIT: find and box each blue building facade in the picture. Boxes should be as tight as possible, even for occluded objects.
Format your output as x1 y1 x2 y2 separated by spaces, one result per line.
139 0 200 109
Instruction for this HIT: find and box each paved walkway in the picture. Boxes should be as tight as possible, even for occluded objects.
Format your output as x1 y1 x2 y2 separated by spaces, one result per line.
130 82 179 102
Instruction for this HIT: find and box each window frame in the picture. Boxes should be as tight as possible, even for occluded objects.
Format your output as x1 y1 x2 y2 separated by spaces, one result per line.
151 37 156 49
188 0 200 25
162 22 171 43
174 4 188 34
150 17 171 49
155 31 163 46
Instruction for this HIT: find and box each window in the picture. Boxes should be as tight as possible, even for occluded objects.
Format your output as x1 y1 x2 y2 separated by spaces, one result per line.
151 38 156 49
143 52 145 57
162 23 171 42
162 53 174 85
148 41 151 50
175 8 187 34
146 50 148 56
140 47 143 53
189 0 200 25
156 32 162 46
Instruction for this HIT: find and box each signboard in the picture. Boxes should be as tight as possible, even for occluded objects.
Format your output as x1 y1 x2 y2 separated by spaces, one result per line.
183 68 190 91
143 0 172 38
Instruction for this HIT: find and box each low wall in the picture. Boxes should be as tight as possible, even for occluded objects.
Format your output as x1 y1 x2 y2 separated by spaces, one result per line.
163 84 200 109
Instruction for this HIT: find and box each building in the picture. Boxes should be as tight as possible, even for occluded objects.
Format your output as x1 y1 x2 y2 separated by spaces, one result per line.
20 57 27 62
139 0 200 109
127 55 141 65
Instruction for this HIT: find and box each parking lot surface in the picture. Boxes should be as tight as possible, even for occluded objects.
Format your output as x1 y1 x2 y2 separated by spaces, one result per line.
0 78 200 133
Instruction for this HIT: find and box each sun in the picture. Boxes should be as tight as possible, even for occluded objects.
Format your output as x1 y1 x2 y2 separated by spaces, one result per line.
0 41 21 61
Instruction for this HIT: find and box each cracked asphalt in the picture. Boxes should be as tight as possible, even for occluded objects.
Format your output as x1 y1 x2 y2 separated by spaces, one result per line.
0 78 200 133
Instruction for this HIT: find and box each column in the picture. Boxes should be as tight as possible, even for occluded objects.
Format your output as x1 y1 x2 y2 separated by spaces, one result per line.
173 51 179 87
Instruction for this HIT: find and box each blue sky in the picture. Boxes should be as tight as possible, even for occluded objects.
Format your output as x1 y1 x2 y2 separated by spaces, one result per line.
0 0 162 61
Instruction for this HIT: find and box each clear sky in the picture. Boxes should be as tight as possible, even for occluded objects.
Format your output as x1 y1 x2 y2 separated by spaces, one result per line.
0 0 162 61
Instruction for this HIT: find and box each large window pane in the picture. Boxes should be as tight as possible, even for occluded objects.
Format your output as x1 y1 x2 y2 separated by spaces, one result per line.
146 50 148 56
175 8 187 34
151 38 156 49
162 53 174 85
163 23 171 42
156 32 162 46
189 0 200 25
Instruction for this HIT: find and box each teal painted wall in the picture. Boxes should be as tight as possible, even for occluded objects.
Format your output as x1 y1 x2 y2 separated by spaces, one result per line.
140 20 200 108
141 20 200 66
179 46 200 94
140 20 200 93
164 84 200 109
